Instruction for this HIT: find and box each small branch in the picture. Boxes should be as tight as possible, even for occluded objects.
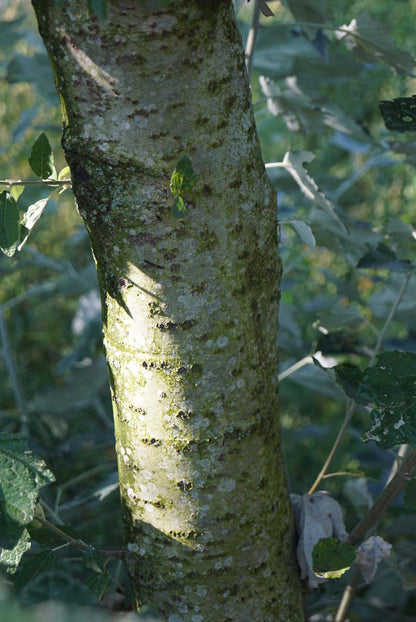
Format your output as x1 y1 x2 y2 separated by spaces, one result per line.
245 0 261 78
278 355 314 382
265 162 287 169
348 447 416 546
0 310 29 435
34 515 123 559
370 271 413 366
0 179 72 187
334 566 361 622
308 401 355 495
308 270 413 494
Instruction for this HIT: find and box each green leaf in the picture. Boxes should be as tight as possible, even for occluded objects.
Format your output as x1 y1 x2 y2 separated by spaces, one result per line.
0 518 31 575
334 363 364 400
87 0 108 20
14 550 57 592
0 433 55 527
404 479 416 510
10 185 24 202
28 133 56 180
58 165 71 181
83 546 105 574
19 570 97 606
170 156 196 197
380 96 416 133
359 351 416 448
336 12 415 75
312 537 356 579
19 197 50 250
0 191 20 256
84 569 109 600
172 195 187 219
286 219 316 248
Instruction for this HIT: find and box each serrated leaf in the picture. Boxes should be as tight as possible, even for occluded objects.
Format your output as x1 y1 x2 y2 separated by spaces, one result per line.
172 195 187 219
0 433 55 527
170 156 196 197
19 570 96 606
313 537 356 579
0 520 31 575
281 150 347 232
404 478 416 509
85 569 109 600
28 133 56 180
358 351 416 448
380 95 416 133
0 191 20 256
336 12 415 75
335 363 364 400
18 197 50 251
13 550 57 591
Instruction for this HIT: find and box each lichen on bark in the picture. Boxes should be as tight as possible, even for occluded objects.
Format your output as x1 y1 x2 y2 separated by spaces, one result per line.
31 0 303 619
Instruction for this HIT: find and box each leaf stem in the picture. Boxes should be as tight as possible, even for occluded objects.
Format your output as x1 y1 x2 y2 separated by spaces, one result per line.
278 354 314 381
308 270 413 494
370 271 413 367
348 448 416 545
308 401 355 495
0 179 72 187
33 515 123 559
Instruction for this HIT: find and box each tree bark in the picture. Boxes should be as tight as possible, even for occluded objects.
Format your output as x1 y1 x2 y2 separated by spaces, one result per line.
31 1 303 619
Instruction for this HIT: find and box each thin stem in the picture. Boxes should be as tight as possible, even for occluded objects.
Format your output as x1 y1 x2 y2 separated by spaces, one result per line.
348 447 416 546
265 162 287 169
308 401 355 495
370 271 413 367
0 310 29 435
334 566 361 622
34 514 123 559
0 179 71 187
335 444 414 621
245 0 261 78
278 354 314 382
308 270 413 494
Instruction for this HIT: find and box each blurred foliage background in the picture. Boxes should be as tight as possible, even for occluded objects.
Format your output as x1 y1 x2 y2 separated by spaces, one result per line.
2 0 416 619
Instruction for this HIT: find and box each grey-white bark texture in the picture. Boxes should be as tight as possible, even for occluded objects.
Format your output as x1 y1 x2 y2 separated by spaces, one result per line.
31 1 303 620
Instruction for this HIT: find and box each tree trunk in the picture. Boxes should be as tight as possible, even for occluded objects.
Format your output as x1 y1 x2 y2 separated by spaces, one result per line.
31 1 303 619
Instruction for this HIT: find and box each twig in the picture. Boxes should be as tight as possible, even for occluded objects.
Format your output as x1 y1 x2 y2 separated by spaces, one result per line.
334 566 361 622
348 447 416 546
308 269 413 494
308 401 355 495
0 179 71 187
370 271 413 367
335 445 416 621
278 354 314 381
245 0 261 78
34 515 123 559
